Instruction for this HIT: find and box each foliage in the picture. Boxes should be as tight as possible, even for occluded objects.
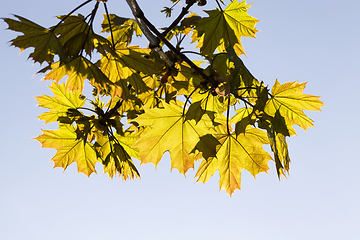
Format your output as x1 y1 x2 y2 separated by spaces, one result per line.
4 0 323 195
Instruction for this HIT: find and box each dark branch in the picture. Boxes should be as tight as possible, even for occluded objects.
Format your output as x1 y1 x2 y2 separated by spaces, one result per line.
125 0 217 87
161 1 196 37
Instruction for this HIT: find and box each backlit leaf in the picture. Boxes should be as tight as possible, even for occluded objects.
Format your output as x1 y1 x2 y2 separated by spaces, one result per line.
134 102 210 174
35 82 85 123
196 128 271 195
4 15 66 64
265 80 324 131
44 56 111 92
94 133 140 180
194 0 258 56
35 124 98 176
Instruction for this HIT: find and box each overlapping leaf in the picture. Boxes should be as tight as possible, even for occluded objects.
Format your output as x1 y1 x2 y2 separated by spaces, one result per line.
101 14 142 46
52 14 112 57
35 82 85 123
94 132 140 180
35 124 98 176
99 43 159 98
258 112 291 178
44 56 111 92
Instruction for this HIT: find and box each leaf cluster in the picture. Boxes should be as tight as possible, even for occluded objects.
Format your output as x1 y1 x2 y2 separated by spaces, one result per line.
4 0 323 195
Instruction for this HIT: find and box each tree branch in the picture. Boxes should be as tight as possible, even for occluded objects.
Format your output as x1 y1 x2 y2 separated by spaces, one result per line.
125 0 217 87
161 1 196 37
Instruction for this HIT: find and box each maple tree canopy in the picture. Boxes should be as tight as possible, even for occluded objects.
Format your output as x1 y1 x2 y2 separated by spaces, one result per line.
4 0 323 195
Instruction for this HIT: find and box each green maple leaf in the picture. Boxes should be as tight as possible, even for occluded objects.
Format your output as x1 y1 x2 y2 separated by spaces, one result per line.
194 0 258 56
51 14 112 58
35 124 98 177
35 82 85 123
195 128 271 196
265 80 324 132
3 15 66 64
52 14 88 44
101 14 142 46
43 56 111 92
133 102 211 174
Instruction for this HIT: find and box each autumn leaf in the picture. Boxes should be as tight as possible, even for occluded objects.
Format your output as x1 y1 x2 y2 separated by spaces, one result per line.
265 80 324 132
3 15 66 64
194 0 258 56
196 128 271 195
35 124 98 176
133 101 211 174
35 82 85 123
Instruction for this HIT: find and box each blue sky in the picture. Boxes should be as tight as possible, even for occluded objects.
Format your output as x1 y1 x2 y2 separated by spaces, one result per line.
1 0 359 239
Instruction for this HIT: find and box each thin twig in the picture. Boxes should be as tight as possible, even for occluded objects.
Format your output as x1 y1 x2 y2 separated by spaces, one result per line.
161 1 196 37
51 0 93 32
103 2 115 49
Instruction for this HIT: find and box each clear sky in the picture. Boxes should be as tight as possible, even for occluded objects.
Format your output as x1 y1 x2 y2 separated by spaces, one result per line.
1 0 359 239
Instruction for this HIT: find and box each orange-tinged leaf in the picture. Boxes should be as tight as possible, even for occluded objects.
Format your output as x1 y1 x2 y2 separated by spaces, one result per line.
35 124 98 176
265 80 324 131
133 102 211 174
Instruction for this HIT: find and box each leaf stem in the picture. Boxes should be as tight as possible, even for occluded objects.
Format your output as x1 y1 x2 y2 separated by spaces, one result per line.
161 1 196 37
51 0 93 32
182 85 201 116
125 0 218 87
103 2 115 49
226 95 231 135
215 0 223 11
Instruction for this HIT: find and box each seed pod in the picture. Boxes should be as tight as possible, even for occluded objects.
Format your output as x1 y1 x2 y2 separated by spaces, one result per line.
198 0 207 6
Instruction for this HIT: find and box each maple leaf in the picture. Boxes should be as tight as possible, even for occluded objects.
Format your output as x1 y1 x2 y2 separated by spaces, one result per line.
194 0 258 56
3 15 66 64
101 14 142 46
133 102 211 174
195 128 271 195
52 14 88 44
94 132 140 180
230 107 254 135
35 124 98 176
264 80 324 132
210 47 260 101
43 56 111 92
99 43 158 98
35 82 85 123
258 111 291 178
51 14 112 58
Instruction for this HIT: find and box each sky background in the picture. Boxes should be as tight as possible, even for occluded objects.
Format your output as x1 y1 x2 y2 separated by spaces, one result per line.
1 0 359 239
